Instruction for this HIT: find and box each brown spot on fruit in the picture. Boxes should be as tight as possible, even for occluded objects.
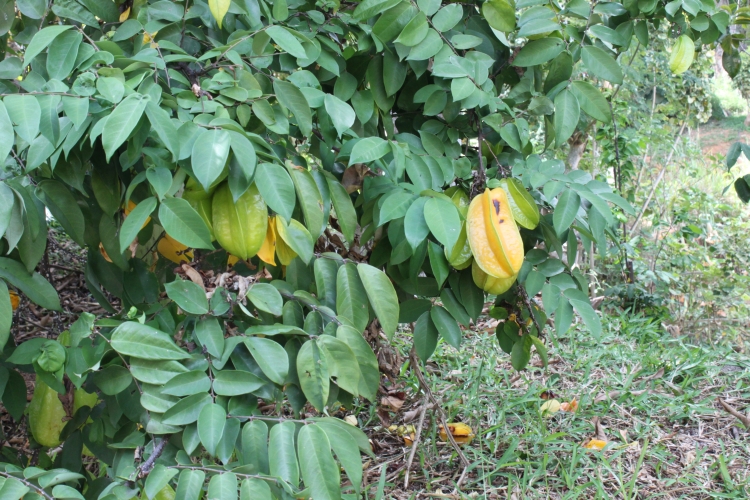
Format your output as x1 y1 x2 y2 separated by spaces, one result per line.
493 199 500 214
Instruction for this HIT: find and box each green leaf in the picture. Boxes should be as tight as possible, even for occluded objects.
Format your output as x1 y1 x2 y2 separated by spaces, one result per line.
162 370 211 397
255 163 295 223
565 289 602 338
424 197 461 253
265 25 308 59
511 334 533 370
336 263 370 332
131 358 189 385
513 38 564 67
92 365 132 395
0 477 29 500
394 12 430 47
246 283 283 316
163 393 213 425
244 337 289 385
195 318 224 357
191 129 231 192
198 403 226 456
432 4 463 31
325 175 357 244
102 93 149 161
144 465 178 500
147 166 172 200
207 473 237 500
297 425 340 500
553 89 580 147
111 321 190 360
175 470 206 500
228 131 257 200
159 197 214 250
350 137 391 164
581 46 623 84
569 81 611 123
317 421 364 492
483 0 516 32
0 257 60 311
297 340 330 412
407 29 443 61
269 421 300 486
23 25 73 63
46 30 81 80
336 325 379 401
4 94 41 144
529 335 548 367
277 218 314 263
414 311 439 360
36 180 86 246
427 241 449 288
241 420 269 473
0 280 12 350
430 305 461 349
0 103 14 163
274 79 313 137
318 335 361 396
287 164 325 238
145 101 180 161
553 189 580 235
165 279 209 315
358 263 400 340
324 94 355 137
119 197 157 252
212 370 265 396
353 0 402 20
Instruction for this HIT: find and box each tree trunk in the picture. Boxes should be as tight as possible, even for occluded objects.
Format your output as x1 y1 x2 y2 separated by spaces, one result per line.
567 132 588 170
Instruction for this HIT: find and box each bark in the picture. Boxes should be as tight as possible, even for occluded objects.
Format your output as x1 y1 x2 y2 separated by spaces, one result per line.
567 131 588 170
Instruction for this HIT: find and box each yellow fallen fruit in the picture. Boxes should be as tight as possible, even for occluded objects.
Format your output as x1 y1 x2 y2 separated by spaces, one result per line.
467 189 524 279
28 380 67 448
257 216 277 265
583 439 607 450
472 260 517 295
9 290 19 311
560 398 578 412
157 234 194 264
540 399 561 417
439 422 475 445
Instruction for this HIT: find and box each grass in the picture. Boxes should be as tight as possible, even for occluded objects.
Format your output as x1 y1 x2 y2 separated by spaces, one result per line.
362 311 750 499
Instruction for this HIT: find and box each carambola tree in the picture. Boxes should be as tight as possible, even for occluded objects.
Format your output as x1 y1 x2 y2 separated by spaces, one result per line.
0 0 736 498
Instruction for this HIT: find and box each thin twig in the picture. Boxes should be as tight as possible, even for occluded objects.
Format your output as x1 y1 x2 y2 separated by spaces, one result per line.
630 120 687 233
519 286 545 340
404 398 428 489
717 398 750 429
409 347 471 489
0 471 54 500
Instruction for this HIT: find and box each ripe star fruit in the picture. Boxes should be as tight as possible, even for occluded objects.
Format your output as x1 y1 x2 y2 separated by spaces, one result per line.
212 182 267 260
467 188 524 279
472 260 517 295
157 234 193 264
28 380 67 447
257 216 277 265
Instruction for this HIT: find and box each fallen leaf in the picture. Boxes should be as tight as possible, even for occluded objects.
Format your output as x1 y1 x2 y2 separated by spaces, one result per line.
560 398 578 412
9 291 19 311
344 415 358 426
